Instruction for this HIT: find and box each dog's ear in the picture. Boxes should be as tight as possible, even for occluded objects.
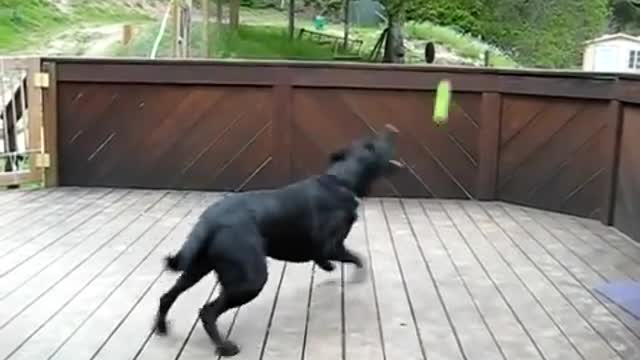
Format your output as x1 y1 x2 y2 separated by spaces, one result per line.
330 149 348 163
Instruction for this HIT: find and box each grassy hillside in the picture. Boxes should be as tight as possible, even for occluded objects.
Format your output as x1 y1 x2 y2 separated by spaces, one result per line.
0 0 152 52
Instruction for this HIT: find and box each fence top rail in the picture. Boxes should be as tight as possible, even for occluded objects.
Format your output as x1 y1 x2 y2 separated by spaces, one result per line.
41 55 638 81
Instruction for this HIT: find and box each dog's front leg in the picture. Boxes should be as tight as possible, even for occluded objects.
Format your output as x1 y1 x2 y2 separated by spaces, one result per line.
314 258 336 272
330 245 367 283
329 246 364 268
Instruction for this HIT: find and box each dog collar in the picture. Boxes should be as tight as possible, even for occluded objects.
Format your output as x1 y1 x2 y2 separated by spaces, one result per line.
318 174 359 202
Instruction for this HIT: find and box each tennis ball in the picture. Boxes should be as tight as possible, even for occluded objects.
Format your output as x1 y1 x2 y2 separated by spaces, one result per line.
433 79 451 127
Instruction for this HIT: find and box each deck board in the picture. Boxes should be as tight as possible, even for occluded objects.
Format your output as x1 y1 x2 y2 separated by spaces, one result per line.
365 200 425 360
260 263 313 360
0 188 87 241
454 201 583 360
483 203 624 360
404 199 503 360
505 203 640 357
0 187 56 214
0 188 639 360
343 206 385 360
383 199 464 360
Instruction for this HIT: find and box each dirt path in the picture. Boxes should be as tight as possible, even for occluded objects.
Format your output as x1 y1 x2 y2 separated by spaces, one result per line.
83 24 126 56
36 23 126 56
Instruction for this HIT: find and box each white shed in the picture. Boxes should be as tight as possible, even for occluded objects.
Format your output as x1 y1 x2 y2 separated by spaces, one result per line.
582 33 640 72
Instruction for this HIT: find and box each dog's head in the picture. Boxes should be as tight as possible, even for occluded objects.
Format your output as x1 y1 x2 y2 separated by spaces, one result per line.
326 124 404 197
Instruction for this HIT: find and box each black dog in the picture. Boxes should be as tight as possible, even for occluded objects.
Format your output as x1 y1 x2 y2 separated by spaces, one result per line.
153 124 402 357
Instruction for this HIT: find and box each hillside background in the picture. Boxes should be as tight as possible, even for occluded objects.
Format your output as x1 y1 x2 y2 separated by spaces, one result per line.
1 0 639 68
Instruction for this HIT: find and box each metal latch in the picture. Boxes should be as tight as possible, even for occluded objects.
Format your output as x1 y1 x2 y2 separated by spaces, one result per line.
34 153 50 168
33 72 50 88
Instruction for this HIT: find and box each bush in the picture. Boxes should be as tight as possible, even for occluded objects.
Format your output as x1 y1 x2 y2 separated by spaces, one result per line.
477 0 610 68
406 0 610 68
406 0 485 35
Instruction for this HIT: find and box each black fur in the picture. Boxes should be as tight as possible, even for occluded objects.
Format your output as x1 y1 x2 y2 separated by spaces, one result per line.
164 255 180 272
152 125 402 357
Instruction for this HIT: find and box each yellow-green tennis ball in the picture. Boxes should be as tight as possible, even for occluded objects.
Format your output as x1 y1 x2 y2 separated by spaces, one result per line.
433 79 451 127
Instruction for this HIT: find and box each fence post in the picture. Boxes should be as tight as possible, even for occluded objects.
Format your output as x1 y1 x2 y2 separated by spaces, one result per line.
171 0 179 57
601 99 623 225
41 61 58 187
476 92 502 200
202 0 209 57
272 68 293 187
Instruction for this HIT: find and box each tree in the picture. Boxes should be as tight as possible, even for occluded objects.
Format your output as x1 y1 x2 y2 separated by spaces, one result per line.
216 0 223 25
477 0 609 67
380 0 406 63
610 0 640 33
230 0 240 28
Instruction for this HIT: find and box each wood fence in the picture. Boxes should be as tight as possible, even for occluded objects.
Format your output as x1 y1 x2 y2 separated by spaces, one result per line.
19 57 640 243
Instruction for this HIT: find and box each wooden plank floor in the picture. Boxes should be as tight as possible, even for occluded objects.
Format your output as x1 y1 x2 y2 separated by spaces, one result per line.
1 187 640 360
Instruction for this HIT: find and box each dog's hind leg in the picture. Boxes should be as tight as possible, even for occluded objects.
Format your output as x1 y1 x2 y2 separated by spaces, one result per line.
153 260 213 335
199 233 268 357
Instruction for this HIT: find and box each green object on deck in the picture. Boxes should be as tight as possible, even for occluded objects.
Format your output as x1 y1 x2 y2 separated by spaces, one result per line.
313 16 326 31
433 79 451 127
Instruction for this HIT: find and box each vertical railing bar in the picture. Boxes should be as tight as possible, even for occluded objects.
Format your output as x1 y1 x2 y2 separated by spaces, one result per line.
19 71 28 152
0 58 8 156
10 70 19 171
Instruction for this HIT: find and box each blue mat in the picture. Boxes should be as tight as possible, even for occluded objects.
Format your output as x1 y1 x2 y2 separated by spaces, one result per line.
594 280 640 319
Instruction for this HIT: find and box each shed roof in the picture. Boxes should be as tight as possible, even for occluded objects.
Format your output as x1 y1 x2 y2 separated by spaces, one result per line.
584 33 640 45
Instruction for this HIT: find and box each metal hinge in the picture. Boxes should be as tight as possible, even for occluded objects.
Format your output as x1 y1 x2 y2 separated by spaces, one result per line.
33 72 50 88
34 153 50 168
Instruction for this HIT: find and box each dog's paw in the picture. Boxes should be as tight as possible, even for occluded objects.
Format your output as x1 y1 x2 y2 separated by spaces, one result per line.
316 260 336 272
153 317 170 336
217 340 240 357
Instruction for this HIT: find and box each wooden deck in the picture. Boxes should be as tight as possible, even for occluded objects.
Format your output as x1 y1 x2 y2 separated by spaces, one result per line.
1 187 640 360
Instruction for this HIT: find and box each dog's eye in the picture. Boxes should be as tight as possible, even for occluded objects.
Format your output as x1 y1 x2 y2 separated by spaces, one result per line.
330 149 347 162
364 143 375 152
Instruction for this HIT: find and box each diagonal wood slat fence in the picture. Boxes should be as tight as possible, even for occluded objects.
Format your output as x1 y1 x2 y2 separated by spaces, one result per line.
11 57 640 243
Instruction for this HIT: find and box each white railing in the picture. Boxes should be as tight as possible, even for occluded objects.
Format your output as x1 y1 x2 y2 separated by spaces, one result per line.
0 57 45 187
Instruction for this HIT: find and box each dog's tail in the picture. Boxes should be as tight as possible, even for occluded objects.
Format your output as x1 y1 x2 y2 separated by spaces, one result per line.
163 222 210 273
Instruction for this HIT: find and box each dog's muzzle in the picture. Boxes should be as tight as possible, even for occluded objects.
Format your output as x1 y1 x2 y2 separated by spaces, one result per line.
384 123 404 169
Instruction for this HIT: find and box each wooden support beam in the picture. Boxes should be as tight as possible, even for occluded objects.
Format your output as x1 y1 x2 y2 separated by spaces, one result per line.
230 0 240 29
202 0 209 57
216 0 222 25
343 0 350 50
41 62 58 187
288 0 295 39
171 0 178 57
602 100 623 225
185 0 193 58
476 92 502 200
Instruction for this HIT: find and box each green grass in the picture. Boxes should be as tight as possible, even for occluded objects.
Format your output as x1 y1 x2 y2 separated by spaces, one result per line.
211 25 357 60
0 0 64 51
0 0 152 52
405 21 517 67
114 23 360 60
109 4 517 66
